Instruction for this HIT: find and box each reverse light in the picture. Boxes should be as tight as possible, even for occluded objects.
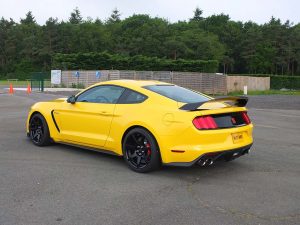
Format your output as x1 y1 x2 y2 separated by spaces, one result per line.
193 116 218 130
241 112 251 124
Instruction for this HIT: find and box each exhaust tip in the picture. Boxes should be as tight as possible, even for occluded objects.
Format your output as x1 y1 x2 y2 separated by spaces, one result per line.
198 158 214 166
198 159 206 166
206 158 214 166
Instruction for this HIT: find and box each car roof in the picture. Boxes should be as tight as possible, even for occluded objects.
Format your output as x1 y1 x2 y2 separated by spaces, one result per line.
93 79 172 89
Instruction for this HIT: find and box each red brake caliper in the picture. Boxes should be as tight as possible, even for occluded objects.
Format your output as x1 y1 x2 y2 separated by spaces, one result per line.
146 143 151 156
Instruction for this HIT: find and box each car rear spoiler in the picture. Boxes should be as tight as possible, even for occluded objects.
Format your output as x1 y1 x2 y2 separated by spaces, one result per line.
179 96 248 111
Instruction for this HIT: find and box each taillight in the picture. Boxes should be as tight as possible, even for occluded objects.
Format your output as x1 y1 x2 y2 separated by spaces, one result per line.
193 116 218 130
241 112 251 124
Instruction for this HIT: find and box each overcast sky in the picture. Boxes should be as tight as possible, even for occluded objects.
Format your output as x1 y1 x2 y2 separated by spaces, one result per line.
0 0 299 25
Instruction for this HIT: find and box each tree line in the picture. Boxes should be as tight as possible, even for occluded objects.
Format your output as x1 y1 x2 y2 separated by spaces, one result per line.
53 52 218 72
0 7 299 79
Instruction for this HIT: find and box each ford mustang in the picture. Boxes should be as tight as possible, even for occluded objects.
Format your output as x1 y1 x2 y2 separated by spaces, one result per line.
26 80 253 172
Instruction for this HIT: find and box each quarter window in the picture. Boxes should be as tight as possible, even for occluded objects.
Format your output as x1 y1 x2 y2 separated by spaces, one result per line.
118 89 148 104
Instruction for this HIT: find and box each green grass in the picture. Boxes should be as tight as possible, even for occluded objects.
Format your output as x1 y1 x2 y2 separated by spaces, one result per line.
0 80 29 85
0 80 51 87
228 90 300 96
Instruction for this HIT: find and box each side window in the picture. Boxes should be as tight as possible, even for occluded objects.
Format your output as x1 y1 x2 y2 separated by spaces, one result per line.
76 85 125 104
119 89 147 104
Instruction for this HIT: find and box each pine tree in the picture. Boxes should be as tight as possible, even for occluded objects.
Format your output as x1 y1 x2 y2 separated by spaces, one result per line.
107 8 121 23
20 11 36 25
190 7 203 21
69 7 83 24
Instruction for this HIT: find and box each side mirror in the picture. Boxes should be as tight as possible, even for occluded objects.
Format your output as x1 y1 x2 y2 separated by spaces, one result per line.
67 95 76 104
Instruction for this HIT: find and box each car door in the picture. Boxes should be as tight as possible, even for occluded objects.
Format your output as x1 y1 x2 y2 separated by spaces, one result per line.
53 85 125 147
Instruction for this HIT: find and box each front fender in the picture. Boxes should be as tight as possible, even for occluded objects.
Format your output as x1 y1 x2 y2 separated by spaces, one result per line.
26 102 61 140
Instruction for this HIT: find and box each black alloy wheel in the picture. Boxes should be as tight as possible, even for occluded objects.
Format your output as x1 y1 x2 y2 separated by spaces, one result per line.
123 128 161 173
29 113 51 146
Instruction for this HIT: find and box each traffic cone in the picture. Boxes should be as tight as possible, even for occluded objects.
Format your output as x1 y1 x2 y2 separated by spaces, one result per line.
9 83 14 94
27 83 32 94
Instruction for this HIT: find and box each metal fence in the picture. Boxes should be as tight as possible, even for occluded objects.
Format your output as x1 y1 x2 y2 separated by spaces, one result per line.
61 70 228 94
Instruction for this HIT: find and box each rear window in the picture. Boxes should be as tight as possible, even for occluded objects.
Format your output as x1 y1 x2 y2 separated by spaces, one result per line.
144 85 210 103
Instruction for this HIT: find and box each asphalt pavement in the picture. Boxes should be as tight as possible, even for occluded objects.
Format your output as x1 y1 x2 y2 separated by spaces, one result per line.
0 91 299 225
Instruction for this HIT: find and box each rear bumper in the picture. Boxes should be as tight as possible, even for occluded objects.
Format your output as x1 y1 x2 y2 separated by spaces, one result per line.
159 123 253 164
164 143 253 167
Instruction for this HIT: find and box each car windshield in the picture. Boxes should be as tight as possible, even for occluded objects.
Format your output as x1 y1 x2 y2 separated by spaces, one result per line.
144 85 210 103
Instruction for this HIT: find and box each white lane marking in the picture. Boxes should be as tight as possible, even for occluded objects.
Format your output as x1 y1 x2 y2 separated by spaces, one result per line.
255 124 279 129
251 108 300 118
276 114 300 118
4 88 27 91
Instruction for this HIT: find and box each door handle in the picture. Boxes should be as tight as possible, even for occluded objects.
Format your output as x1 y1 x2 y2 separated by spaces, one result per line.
99 111 112 116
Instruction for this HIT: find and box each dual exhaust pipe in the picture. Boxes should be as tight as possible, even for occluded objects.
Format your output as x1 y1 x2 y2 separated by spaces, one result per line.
197 148 250 166
198 158 214 167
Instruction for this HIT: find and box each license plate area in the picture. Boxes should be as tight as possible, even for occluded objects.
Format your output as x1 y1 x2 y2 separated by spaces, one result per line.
232 132 244 143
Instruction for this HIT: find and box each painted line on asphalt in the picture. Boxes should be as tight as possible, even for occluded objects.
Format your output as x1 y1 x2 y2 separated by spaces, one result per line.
275 114 300 118
255 124 279 129
251 108 300 118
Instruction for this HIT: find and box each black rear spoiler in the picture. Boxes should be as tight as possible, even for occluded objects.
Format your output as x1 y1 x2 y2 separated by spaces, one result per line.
179 96 248 111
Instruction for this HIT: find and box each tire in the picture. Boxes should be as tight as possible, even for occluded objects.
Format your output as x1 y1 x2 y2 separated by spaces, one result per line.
29 113 51 146
122 128 161 173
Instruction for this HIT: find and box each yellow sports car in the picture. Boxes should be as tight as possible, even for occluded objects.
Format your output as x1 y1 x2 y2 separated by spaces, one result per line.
26 80 253 172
